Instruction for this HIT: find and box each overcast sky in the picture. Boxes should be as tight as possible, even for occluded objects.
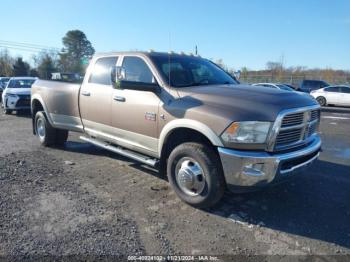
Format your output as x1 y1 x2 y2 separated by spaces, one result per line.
1 0 349 70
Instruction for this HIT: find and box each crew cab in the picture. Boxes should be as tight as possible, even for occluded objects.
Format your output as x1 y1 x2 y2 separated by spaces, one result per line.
31 52 322 208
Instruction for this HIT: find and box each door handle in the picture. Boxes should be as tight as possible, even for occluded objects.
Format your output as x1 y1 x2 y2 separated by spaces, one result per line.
81 91 91 96
113 96 126 102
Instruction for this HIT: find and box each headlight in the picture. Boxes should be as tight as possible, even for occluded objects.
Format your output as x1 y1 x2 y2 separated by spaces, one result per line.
221 121 272 144
6 94 19 98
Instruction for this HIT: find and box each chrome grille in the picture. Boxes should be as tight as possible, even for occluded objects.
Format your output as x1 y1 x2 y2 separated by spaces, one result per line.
281 112 304 128
273 108 320 151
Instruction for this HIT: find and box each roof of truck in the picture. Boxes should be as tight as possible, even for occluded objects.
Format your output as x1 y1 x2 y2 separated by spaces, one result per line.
93 51 201 59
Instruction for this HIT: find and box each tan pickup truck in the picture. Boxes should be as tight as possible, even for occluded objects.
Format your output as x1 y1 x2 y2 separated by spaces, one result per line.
31 51 322 208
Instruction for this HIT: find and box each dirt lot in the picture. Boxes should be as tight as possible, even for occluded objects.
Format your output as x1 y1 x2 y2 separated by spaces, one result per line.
0 107 350 259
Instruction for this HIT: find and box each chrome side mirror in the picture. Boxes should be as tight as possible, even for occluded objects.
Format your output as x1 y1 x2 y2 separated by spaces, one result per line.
234 70 241 80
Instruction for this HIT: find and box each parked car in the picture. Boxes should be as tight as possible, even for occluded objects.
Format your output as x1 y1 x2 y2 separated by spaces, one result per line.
283 83 298 90
310 85 350 107
31 51 321 208
0 77 11 102
2 77 37 114
252 83 295 91
299 80 329 93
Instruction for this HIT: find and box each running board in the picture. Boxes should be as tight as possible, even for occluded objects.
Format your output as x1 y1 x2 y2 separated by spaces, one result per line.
80 136 159 167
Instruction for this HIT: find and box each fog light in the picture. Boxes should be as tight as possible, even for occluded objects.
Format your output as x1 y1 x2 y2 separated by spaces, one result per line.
242 163 265 177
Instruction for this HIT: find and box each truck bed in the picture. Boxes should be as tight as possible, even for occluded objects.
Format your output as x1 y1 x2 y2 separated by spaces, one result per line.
31 80 83 132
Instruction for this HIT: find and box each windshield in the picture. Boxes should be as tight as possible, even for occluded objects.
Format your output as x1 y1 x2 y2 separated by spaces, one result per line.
276 84 294 91
150 55 239 87
7 79 35 89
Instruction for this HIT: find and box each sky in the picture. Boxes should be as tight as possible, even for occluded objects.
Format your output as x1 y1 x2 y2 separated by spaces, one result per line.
1 0 349 70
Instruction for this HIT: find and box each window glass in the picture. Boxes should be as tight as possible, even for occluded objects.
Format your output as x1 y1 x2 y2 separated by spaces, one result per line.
150 54 238 87
276 84 294 91
122 56 154 83
89 56 118 85
8 79 35 88
325 86 341 92
340 86 350 94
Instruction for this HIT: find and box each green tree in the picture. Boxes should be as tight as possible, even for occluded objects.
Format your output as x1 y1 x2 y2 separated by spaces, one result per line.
34 51 58 79
29 68 39 77
0 49 14 76
59 30 95 74
12 57 30 76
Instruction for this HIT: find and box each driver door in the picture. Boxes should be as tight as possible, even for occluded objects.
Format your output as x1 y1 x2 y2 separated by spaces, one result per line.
110 56 160 156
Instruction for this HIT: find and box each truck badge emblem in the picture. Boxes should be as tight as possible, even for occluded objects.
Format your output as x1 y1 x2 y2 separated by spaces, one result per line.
145 112 156 121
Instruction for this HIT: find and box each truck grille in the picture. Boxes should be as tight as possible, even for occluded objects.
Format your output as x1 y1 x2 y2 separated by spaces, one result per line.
273 108 320 151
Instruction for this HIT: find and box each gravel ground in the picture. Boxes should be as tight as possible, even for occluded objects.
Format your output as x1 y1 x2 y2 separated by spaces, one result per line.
0 107 350 260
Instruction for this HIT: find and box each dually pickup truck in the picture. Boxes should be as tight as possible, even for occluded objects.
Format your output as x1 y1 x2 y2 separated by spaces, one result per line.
31 52 322 208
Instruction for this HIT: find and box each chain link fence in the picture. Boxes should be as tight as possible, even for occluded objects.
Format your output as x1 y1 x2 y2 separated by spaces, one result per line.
239 74 350 86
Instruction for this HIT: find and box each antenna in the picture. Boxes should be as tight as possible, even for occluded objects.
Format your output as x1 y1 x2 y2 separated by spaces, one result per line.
168 32 171 87
195 45 198 55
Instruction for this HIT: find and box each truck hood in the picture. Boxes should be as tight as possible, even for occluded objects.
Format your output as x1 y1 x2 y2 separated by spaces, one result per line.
177 84 318 121
4 88 31 95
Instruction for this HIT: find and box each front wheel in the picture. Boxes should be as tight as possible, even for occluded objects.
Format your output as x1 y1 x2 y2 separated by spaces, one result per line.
3 109 12 115
316 96 327 107
167 142 226 208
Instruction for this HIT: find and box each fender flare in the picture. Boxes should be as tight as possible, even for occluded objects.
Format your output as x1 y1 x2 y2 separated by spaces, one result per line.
31 94 55 126
158 119 223 157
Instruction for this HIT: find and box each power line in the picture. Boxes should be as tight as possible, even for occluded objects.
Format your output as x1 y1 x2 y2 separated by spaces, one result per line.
0 45 45 53
0 40 60 50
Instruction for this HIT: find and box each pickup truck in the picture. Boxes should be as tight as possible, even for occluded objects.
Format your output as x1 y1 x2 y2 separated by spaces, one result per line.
31 51 322 208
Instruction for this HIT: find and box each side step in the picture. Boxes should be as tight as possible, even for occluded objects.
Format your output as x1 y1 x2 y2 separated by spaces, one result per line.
80 136 159 167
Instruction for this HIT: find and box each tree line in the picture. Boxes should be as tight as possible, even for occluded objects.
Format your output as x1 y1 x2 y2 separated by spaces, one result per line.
0 30 95 79
215 59 350 85
2 31 349 85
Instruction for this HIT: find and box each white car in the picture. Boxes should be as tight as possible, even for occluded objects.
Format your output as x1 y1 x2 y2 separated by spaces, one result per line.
252 83 295 92
310 85 350 107
2 77 37 114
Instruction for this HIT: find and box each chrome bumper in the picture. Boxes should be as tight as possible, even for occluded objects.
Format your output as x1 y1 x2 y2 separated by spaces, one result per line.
218 135 321 192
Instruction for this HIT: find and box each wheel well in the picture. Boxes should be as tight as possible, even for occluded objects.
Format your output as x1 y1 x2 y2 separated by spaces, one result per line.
159 128 216 174
31 99 44 134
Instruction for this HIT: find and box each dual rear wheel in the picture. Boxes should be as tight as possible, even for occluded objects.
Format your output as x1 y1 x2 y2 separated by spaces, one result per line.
35 111 68 147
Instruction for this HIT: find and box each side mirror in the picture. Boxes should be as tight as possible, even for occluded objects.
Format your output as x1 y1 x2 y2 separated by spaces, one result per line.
111 66 160 92
111 66 126 87
233 70 241 80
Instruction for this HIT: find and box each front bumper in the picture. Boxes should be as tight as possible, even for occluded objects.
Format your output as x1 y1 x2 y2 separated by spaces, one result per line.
3 95 31 110
218 134 321 192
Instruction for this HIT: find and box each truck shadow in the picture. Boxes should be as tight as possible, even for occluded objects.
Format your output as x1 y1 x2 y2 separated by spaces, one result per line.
61 141 350 249
208 159 350 249
63 140 164 180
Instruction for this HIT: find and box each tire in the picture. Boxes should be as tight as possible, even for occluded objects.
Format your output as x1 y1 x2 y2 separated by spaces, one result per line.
316 96 327 107
3 108 12 114
34 111 68 147
167 142 226 208
55 129 69 146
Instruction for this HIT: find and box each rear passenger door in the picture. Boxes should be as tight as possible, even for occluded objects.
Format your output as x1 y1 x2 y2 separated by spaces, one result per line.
324 86 341 105
80 56 118 138
340 86 350 106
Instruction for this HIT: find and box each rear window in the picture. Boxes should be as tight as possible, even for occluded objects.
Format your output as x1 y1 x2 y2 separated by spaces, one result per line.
7 79 35 88
303 80 329 89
